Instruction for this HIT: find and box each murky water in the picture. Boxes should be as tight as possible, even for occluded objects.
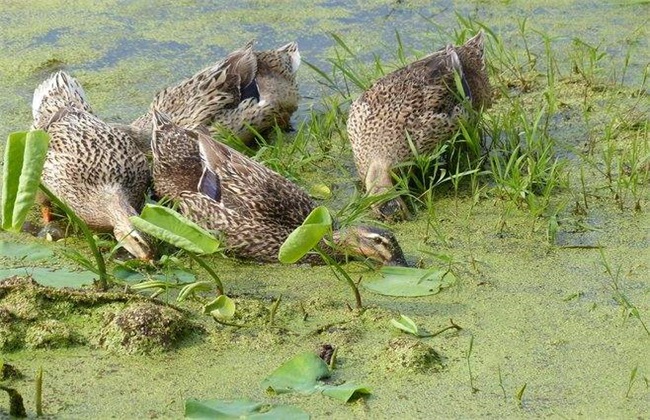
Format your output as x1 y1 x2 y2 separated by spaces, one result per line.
1 0 649 418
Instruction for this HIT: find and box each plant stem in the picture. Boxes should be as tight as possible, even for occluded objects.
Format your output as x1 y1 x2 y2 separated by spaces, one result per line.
466 334 479 393
40 184 109 290
36 366 43 416
187 252 224 295
420 318 463 337
210 315 247 328
315 244 362 309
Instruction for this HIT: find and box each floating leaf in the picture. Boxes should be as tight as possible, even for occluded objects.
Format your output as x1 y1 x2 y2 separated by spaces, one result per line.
0 267 95 288
390 314 420 336
130 204 220 254
184 398 309 419
2 130 50 231
0 241 53 261
203 294 235 318
363 266 456 297
278 206 332 264
262 352 330 394
262 352 371 402
320 383 372 402
112 266 195 284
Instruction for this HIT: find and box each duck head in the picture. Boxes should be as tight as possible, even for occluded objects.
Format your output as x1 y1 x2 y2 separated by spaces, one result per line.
332 225 407 266
113 220 154 262
455 31 492 110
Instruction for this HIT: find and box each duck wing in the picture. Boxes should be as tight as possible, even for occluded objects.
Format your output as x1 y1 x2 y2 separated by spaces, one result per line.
196 131 314 227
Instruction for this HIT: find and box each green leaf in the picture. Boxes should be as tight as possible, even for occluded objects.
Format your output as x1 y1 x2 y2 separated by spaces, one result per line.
0 241 53 261
177 281 213 302
128 280 173 291
184 398 309 419
261 352 330 394
0 267 96 288
112 265 195 284
2 132 26 230
130 204 220 254
278 206 332 264
203 294 235 318
2 130 50 231
390 314 420 336
319 383 372 402
260 352 372 404
363 266 456 297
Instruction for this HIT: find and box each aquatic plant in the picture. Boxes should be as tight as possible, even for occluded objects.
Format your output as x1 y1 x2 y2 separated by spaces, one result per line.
598 247 649 336
1 130 112 289
262 351 371 402
1 130 49 232
185 399 308 419
278 205 364 309
130 203 227 301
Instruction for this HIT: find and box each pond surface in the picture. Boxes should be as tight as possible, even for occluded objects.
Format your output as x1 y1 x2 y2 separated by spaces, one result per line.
1 0 649 418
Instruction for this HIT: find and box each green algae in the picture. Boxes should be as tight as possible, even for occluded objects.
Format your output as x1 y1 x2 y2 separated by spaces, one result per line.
0 277 199 355
0 0 649 418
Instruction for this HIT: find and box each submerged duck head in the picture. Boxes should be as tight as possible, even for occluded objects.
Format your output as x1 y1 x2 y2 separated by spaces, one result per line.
114 222 154 262
332 225 408 266
455 31 492 110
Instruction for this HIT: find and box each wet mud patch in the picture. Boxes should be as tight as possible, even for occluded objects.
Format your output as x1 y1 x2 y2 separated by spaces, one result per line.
0 276 200 354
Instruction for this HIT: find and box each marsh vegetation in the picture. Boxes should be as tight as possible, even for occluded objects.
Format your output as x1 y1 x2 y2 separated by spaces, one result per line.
1 1 648 418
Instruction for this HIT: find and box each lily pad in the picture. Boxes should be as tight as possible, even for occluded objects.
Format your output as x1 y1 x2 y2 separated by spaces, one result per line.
320 383 372 402
184 399 309 420
262 352 372 403
278 206 332 264
363 266 456 297
262 352 330 394
0 267 96 288
112 266 196 284
0 241 53 261
130 204 220 254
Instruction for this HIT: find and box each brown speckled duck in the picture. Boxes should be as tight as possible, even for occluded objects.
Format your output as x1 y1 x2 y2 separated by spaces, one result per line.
150 110 406 265
32 71 153 260
131 41 300 147
347 31 492 220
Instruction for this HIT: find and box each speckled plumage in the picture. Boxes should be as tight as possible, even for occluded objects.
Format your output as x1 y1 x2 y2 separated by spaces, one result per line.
348 32 492 218
132 41 300 147
33 71 153 260
151 111 406 265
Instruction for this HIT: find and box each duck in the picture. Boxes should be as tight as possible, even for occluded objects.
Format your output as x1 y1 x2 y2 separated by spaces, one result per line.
150 109 407 266
130 40 300 148
32 71 153 260
347 31 492 220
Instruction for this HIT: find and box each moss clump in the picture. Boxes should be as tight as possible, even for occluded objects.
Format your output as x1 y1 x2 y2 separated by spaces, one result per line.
0 276 199 354
383 337 444 373
96 302 192 355
24 319 80 349
0 308 23 351
0 362 23 380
